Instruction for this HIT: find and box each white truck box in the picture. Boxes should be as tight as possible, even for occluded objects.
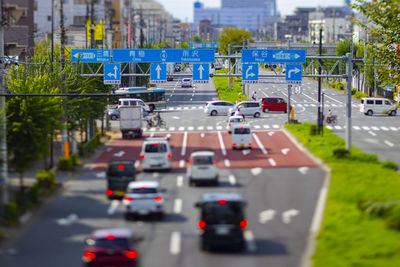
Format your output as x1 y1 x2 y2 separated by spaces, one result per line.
119 106 143 139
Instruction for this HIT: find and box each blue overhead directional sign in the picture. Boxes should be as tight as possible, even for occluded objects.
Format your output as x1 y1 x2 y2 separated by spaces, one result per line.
104 64 121 85
242 64 259 83
150 64 167 83
112 49 215 63
286 64 303 83
71 49 111 63
242 49 306 63
193 64 209 83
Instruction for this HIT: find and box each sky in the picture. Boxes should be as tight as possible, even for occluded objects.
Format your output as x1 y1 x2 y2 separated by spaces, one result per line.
156 0 347 22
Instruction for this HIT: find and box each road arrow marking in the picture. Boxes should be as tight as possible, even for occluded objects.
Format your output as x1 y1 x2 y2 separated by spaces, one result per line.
113 151 125 157
96 172 106 179
288 67 301 78
298 167 309 175
281 148 290 155
198 64 204 79
57 213 79 226
282 209 299 224
259 209 276 224
155 64 162 79
268 132 275 136
251 167 262 176
107 200 120 215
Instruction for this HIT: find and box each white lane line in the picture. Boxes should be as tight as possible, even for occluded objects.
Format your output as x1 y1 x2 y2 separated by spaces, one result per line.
334 126 342 130
176 107 182 110
184 107 189 110
216 126 222 130
244 230 257 252
174 199 183 214
169 232 181 255
272 124 279 129
324 94 343 104
169 127 175 131
134 161 140 168
187 126 194 131
252 133 267 154
381 126 389 131
371 126 380 131
179 160 185 168
207 126 213 130
263 125 270 129
107 200 120 215
191 106 196 109
176 176 183 187
228 174 236 185
181 132 188 156
190 98 193 101
217 131 227 156
302 93 318 103
353 126 361 130
384 140 394 147
390 127 398 131
268 158 277 166
254 125 261 129
224 159 231 167
178 126 185 131
362 126 370 131
326 125 333 130
368 131 376 137
198 126 204 131
281 91 297 102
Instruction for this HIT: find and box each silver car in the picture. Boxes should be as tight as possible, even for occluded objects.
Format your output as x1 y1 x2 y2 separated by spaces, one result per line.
187 151 219 186
204 101 235 116
228 101 261 118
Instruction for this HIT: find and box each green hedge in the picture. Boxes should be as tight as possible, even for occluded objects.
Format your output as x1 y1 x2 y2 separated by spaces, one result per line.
36 169 56 191
4 201 19 226
213 70 248 103
78 135 101 158
285 123 400 266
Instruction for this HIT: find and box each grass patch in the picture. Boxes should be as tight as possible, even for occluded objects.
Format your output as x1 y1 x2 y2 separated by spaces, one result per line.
213 69 248 103
285 123 400 267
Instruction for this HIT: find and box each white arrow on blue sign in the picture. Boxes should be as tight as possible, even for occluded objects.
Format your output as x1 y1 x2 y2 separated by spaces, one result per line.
150 64 167 84
193 64 209 83
242 64 259 83
285 64 303 83
104 64 121 85
71 49 111 63
242 49 306 64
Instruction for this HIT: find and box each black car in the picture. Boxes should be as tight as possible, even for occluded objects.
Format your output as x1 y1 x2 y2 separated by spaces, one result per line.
194 192 247 251
106 160 136 200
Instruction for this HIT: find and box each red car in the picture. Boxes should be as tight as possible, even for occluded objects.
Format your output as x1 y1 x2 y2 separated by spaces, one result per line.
82 228 140 267
261 97 291 113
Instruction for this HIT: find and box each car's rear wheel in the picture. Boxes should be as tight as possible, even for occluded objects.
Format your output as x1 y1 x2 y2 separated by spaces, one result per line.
390 110 397 116
367 110 373 116
110 114 117 120
263 108 269 113
211 110 217 116
254 112 261 118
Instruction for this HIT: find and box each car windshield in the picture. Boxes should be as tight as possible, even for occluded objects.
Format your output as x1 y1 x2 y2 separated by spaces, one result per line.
230 118 243 123
108 163 135 177
145 143 167 153
93 238 129 247
129 188 157 194
234 128 251 134
193 156 213 165
202 202 243 224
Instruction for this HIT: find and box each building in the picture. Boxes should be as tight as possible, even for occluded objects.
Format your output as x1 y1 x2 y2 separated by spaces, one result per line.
193 0 278 33
198 19 216 40
3 0 34 58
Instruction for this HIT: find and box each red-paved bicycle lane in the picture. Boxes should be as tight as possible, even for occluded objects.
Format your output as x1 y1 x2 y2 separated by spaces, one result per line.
87 131 317 171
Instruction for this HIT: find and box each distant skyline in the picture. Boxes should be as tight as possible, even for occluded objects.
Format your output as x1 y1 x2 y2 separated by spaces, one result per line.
156 0 348 22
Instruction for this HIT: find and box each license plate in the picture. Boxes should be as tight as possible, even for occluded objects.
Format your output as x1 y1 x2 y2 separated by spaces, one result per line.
116 191 125 197
216 227 230 235
138 210 149 215
240 144 244 148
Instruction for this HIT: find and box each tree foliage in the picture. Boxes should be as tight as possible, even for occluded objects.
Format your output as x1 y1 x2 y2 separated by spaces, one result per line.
218 28 253 55
352 0 400 86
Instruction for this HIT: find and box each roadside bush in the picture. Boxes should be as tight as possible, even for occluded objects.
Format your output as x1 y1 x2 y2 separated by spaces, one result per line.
335 81 345 90
71 153 81 166
354 91 368 100
4 201 19 226
385 205 400 230
382 160 398 171
333 148 349 158
309 124 318 136
26 182 41 204
36 169 56 191
58 156 74 171
78 134 102 157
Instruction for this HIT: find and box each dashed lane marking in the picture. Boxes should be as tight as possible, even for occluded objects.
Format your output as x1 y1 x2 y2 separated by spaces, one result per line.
177 176 183 187
217 131 227 156
169 232 181 255
384 140 394 147
174 198 183 214
224 159 231 167
268 158 277 166
252 133 267 154
228 174 236 185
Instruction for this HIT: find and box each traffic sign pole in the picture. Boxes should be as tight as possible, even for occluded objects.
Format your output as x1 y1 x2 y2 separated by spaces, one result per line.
287 84 292 124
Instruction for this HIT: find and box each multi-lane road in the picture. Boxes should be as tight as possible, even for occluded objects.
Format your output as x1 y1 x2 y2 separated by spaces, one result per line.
0 69 398 267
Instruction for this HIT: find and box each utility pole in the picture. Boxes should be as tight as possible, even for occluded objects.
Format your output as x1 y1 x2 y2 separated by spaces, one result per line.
317 27 323 134
0 0 9 210
90 0 95 49
345 52 353 151
51 0 54 72
228 44 232 88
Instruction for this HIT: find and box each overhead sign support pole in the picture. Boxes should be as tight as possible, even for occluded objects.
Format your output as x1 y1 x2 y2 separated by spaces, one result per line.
345 52 353 152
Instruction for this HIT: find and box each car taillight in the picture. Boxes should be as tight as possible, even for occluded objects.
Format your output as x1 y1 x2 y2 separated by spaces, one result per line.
198 220 206 229
125 251 138 259
106 190 113 196
248 143 252 146
218 199 227 204
154 196 163 202
232 143 237 146
83 252 96 261
140 154 145 159
124 197 133 202
106 235 116 240
188 161 193 166
166 153 171 159
239 220 248 228
118 164 125 169
229 123 232 126
213 161 218 165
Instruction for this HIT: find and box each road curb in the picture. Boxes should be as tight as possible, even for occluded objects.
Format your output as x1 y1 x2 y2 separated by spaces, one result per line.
281 127 331 267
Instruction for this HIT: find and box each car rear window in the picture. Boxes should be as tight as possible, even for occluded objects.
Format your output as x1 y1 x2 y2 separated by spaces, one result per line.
230 118 243 123
129 188 157 194
202 202 244 224
193 156 213 165
145 143 168 153
108 163 135 177
234 128 251 134
93 238 129 247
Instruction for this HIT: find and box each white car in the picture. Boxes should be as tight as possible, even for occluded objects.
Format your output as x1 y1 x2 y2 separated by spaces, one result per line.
123 181 164 220
117 98 151 113
140 137 172 171
227 115 245 134
228 101 261 118
187 151 219 186
205 100 235 116
181 78 192 88
232 124 252 149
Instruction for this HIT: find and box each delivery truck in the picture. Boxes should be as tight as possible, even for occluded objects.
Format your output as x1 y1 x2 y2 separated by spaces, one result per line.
120 106 143 139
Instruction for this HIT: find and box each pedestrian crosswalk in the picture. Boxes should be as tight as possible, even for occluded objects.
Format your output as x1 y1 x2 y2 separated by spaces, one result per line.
143 124 400 133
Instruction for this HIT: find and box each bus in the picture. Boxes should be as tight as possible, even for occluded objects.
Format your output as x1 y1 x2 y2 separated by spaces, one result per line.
112 87 167 111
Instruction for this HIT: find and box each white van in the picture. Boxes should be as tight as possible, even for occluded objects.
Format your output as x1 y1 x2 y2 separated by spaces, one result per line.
118 98 151 113
360 97 397 116
231 125 252 149
140 137 172 171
